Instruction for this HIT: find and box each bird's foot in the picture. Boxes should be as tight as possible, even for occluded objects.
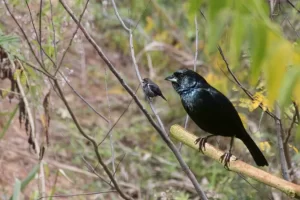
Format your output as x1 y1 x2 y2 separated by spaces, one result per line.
194 137 208 154
146 97 153 103
220 152 233 170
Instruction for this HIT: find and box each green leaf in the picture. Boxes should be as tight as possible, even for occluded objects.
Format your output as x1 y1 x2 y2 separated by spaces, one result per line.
278 67 300 107
0 105 18 139
207 12 229 53
229 14 247 68
0 34 19 46
208 0 228 20
187 0 203 16
249 22 267 84
9 164 39 200
20 164 39 191
12 179 21 200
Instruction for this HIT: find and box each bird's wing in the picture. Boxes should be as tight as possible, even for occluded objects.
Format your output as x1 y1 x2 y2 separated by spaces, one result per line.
206 87 245 133
148 83 163 96
187 86 245 136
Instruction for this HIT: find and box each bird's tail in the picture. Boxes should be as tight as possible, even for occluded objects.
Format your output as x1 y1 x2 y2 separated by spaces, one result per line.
161 94 167 101
238 132 268 166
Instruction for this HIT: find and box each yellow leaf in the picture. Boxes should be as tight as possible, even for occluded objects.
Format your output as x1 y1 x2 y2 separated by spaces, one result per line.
150 133 157 143
232 85 239 91
154 31 168 42
20 71 27 85
259 141 271 152
40 114 47 129
145 16 154 32
239 98 251 109
13 69 21 80
264 34 293 106
249 92 270 112
288 144 299 154
1 89 9 98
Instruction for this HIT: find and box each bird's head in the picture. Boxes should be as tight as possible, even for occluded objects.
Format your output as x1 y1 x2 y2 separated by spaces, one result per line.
142 78 149 85
165 68 207 94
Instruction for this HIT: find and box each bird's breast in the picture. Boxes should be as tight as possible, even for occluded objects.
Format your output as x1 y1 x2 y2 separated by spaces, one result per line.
180 90 203 113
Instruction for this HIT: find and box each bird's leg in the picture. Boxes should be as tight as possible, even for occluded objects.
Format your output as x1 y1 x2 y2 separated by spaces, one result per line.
146 96 153 103
220 137 235 169
194 135 215 153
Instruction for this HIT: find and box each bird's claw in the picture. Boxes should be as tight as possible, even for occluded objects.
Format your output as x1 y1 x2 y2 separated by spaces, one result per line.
220 152 233 170
194 137 208 154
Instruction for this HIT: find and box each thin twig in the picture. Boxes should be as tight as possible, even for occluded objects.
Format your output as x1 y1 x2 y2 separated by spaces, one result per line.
285 107 297 144
132 0 153 33
39 0 45 67
49 0 58 64
275 105 290 181
17 58 55 79
18 59 109 123
110 153 126 184
58 71 109 123
104 67 115 173
293 101 300 122
287 0 300 13
81 156 112 187
25 0 57 67
25 1 39 42
110 1 207 199
54 0 90 76
98 84 141 146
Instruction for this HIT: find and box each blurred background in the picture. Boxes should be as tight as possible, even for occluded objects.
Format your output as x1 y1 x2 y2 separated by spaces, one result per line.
0 0 299 199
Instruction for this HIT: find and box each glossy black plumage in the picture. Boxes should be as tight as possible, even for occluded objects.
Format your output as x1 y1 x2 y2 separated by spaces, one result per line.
165 69 268 166
142 78 167 101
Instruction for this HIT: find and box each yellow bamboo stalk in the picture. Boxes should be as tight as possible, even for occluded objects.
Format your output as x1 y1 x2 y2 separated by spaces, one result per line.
170 124 300 199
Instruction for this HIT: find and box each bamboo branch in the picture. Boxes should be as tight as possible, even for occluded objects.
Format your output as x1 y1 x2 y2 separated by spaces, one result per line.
170 124 300 199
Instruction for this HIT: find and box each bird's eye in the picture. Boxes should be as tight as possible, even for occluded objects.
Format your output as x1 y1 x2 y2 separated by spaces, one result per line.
174 72 183 77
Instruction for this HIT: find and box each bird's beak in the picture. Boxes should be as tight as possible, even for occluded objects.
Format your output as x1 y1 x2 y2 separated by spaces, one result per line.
165 74 178 83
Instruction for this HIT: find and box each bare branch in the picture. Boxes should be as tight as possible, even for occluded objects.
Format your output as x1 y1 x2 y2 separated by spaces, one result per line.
104 67 115 173
59 71 110 123
38 0 45 67
25 0 57 68
49 0 58 64
81 156 113 187
275 105 290 181
287 0 300 13
285 106 298 144
98 84 141 146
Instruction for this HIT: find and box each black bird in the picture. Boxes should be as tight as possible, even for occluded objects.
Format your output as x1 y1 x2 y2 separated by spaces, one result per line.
165 69 268 167
142 78 167 101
